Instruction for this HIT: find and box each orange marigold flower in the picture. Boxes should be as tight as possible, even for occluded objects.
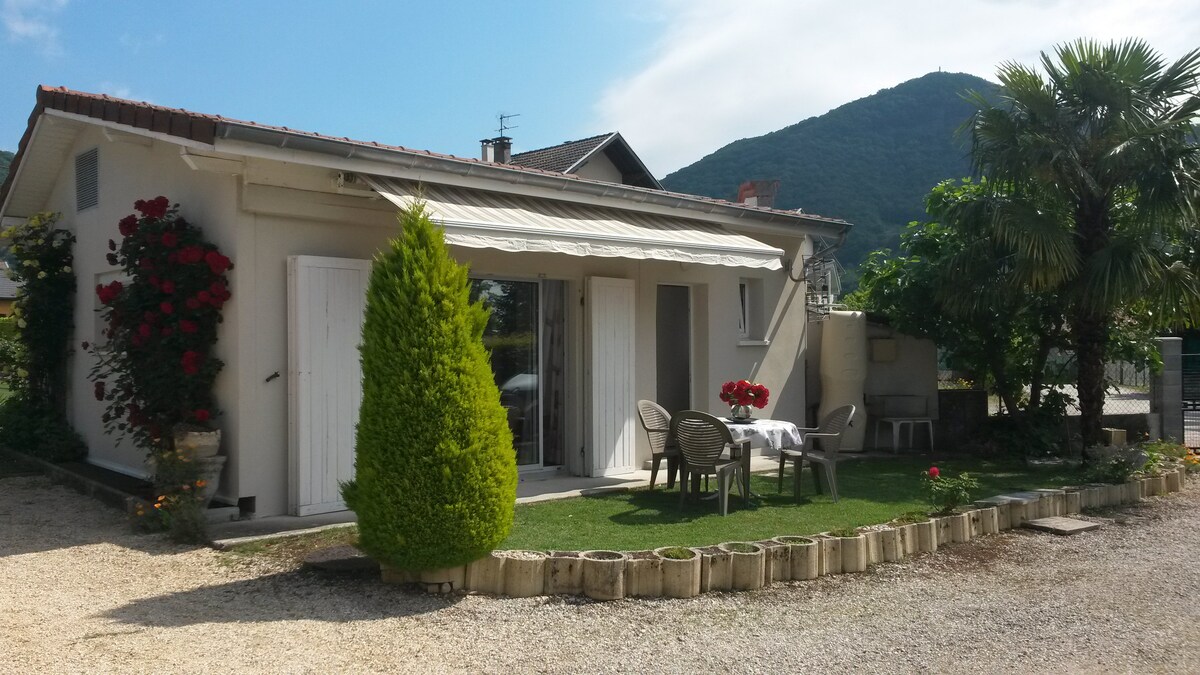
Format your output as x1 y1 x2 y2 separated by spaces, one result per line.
153 503 162 509
196 479 207 488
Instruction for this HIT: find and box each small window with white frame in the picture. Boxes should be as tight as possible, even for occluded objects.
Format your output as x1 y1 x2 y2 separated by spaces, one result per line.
738 277 765 343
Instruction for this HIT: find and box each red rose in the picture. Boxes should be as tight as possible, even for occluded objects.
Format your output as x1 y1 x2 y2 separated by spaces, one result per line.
160 232 179 248
193 409 211 422
161 279 175 294
197 290 211 303
96 280 124 305
929 466 940 478
160 301 174 314
721 381 737 396
181 350 202 375
138 323 152 338
180 246 205 264
205 250 231 274
179 320 198 333
118 215 139 237
186 297 202 310
135 196 169 219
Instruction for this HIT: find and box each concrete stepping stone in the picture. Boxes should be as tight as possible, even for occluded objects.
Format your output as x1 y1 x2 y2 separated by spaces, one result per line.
1023 516 1101 536
303 544 378 572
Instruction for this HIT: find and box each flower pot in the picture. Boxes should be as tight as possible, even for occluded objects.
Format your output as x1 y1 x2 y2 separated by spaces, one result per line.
498 550 546 598
581 550 627 601
624 551 663 598
465 551 506 595
773 536 818 581
418 565 466 594
188 455 225 507
730 404 753 420
719 542 765 590
655 547 701 598
544 551 583 596
756 539 790 584
174 427 221 458
696 546 732 592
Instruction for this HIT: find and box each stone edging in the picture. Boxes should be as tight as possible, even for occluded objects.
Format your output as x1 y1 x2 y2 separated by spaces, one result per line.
383 465 1189 599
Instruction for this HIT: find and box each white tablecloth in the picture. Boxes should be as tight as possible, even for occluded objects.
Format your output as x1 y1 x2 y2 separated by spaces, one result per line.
723 418 803 450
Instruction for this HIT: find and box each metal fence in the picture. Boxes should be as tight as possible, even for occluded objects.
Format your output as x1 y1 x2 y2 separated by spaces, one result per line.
936 358 1151 417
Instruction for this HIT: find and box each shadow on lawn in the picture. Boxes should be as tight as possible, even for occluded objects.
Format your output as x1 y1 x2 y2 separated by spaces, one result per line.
99 569 457 626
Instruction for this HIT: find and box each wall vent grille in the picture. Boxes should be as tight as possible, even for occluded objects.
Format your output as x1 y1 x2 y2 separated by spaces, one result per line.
75 148 99 211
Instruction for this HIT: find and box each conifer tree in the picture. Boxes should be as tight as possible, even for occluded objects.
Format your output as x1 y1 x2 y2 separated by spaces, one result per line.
346 202 517 570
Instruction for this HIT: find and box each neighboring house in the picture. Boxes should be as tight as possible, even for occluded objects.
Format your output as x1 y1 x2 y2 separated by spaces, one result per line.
0 86 851 518
509 132 662 189
0 262 19 315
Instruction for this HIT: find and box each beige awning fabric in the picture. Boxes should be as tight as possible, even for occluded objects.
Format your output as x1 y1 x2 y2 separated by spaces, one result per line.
363 176 784 270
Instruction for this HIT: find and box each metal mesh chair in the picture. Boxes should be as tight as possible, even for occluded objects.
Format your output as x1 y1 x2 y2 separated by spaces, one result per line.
637 400 680 489
777 404 856 502
671 410 744 516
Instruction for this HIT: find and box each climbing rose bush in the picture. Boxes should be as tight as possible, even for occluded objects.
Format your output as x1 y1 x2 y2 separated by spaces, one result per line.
87 197 233 452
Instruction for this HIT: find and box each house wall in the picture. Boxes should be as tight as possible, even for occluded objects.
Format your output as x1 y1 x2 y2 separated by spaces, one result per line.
37 130 816 517
45 125 244 485
572 152 623 184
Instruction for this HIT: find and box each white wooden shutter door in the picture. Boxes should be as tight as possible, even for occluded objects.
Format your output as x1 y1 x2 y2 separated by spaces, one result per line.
587 276 636 476
288 256 372 515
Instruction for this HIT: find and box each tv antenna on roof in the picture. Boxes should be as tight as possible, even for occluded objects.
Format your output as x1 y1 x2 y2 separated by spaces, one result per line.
498 113 520 137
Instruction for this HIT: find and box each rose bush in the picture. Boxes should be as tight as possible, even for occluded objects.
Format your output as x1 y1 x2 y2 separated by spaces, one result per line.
921 465 979 514
87 197 232 452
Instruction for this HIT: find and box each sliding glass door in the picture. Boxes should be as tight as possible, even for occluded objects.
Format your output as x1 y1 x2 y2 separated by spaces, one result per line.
470 278 566 470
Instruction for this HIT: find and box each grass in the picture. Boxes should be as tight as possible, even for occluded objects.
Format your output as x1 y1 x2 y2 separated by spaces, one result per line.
215 456 1085 563
499 457 1083 551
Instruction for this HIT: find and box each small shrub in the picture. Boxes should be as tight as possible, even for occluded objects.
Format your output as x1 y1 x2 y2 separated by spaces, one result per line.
1083 445 1147 483
0 396 85 462
657 546 695 560
921 466 979 514
348 202 517 571
827 528 859 538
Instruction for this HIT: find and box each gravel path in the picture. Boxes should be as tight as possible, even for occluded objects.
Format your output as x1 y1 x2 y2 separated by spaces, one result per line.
2 474 1199 674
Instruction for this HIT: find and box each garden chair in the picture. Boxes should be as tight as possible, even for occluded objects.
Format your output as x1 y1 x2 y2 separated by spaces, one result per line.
777 404 856 503
671 410 744 516
637 400 680 489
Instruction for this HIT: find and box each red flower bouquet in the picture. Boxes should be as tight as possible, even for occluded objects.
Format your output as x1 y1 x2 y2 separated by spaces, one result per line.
719 380 769 419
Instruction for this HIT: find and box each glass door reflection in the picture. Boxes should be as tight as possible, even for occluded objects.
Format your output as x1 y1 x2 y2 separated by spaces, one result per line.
471 279 541 467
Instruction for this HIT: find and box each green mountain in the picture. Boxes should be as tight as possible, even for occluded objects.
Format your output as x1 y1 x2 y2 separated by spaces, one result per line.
0 150 12 186
661 72 999 275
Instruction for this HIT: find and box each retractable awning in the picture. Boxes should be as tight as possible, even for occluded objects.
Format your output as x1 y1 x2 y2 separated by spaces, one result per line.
364 176 784 270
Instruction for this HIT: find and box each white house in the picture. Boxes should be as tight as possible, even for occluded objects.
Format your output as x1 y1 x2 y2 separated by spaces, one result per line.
0 86 850 517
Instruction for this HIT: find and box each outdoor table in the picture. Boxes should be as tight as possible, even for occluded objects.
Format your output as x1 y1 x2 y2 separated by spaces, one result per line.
721 417 804 498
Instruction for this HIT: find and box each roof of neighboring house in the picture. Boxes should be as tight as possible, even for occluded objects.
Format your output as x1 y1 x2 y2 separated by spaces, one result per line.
0 263 20 300
0 86 851 236
510 132 663 190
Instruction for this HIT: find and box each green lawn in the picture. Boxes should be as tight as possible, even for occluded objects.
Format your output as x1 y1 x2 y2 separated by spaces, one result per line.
500 457 1084 551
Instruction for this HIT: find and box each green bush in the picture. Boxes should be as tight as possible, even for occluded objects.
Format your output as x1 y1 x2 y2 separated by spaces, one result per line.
345 202 517 571
0 395 86 462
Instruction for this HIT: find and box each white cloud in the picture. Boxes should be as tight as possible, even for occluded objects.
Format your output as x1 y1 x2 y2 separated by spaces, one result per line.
1 0 68 56
597 0 1200 176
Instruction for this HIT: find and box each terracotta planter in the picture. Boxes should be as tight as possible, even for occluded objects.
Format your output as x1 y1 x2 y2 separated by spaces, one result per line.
544 552 583 596
773 536 818 581
465 551 506 595
623 551 663 598
500 550 547 598
655 547 701 599
719 542 765 590
696 546 732 592
581 550 627 601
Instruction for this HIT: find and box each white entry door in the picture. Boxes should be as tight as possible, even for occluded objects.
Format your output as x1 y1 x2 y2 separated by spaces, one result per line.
288 255 372 515
587 276 636 476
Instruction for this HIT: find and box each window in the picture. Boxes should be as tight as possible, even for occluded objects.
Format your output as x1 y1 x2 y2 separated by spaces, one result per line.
738 278 767 345
75 148 99 211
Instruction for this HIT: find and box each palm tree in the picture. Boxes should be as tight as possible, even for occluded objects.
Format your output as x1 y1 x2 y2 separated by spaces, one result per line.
966 38 1200 447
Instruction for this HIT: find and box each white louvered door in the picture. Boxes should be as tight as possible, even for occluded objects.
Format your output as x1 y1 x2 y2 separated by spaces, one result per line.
288 256 371 515
587 276 636 476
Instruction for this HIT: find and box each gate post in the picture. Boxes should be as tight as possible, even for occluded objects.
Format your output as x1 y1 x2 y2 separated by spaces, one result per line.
1151 337 1183 443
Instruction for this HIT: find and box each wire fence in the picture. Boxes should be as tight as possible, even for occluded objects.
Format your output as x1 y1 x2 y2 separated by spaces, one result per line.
937 358 1152 417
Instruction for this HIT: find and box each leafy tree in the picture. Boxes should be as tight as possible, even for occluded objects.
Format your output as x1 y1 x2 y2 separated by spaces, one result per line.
346 202 517 571
965 38 1200 446
0 149 12 185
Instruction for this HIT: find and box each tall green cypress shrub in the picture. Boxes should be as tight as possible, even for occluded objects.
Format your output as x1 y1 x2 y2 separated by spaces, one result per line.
346 202 517 570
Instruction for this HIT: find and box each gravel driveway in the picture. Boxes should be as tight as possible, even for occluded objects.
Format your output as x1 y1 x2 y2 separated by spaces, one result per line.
2 473 1198 674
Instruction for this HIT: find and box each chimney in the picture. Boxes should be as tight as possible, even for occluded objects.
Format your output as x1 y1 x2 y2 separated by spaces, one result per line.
480 136 512 164
736 180 780 208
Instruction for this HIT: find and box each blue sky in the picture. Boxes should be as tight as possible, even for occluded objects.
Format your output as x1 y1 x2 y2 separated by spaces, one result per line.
3 1 1198 176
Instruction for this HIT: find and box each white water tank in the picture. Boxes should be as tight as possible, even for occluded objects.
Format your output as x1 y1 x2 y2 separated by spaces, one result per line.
818 310 867 451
